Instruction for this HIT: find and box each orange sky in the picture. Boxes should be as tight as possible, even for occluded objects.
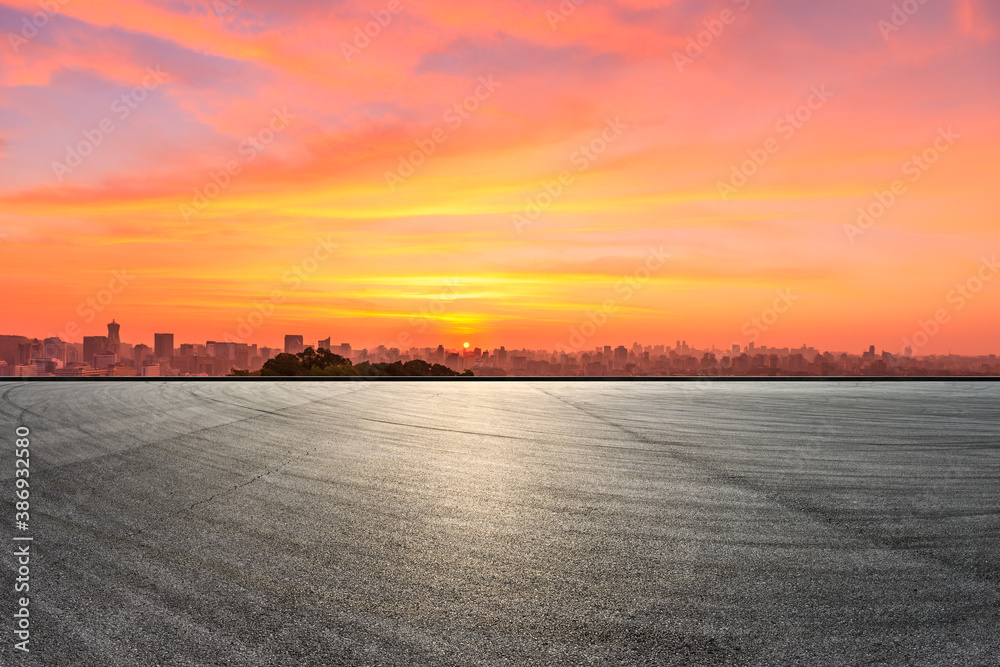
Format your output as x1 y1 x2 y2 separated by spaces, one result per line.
1 0 998 354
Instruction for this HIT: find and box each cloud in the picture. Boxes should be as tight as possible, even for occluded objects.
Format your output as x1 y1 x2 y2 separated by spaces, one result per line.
2 0 999 350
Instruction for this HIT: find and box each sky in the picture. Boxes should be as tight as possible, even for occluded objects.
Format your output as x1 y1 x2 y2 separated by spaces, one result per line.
1 0 998 355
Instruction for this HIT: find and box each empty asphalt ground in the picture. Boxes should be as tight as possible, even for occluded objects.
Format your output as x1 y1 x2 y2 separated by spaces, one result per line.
1 381 998 665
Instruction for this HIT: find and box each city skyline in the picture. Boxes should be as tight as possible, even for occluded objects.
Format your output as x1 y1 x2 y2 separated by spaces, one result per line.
3 317 998 377
6 322 1000 361
2 1 999 353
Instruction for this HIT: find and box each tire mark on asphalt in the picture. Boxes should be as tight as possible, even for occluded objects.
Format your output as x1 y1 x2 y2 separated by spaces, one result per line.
358 417 532 442
533 385 1000 589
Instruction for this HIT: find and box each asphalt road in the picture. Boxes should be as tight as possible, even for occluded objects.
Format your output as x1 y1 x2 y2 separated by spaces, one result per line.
1 381 998 665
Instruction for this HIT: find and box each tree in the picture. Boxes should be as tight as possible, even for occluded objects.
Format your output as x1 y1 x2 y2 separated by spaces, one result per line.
403 359 432 376
257 349 467 377
261 353 303 376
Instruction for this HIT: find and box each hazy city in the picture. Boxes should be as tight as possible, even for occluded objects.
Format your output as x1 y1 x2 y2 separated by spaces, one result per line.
2 320 998 378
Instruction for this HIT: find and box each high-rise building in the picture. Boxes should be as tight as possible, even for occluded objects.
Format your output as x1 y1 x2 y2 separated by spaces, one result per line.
0 336 29 368
319 338 331 351
18 339 43 365
154 333 175 368
83 336 108 366
43 337 68 364
207 341 237 358
107 320 121 356
614 346 628 369
134 344 152 366
284 335 305 355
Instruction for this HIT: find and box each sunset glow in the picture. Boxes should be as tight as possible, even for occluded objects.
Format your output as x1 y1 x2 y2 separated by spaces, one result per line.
2 0 998 353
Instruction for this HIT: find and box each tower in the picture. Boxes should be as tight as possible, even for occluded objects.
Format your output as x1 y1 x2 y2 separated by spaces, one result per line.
107 320 121 357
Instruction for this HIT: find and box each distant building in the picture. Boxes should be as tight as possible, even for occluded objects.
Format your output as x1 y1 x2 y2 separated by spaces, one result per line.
93 353 117 370
284 335 305 355
318 338 331 351
154 333 175 368
54 364 106 377
43 337 68 364
83 336 108 366
207 341 237 358
134 344 152 366
0 335 29 368
107 320 121 356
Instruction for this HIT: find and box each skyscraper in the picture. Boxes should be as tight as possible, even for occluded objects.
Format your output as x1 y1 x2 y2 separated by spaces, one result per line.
284 335 304 355
134 344 152 366
107 320 121 357
319 338 331 351
614 345 628 369
83 336 108 366
0 335 29 369
154 333 175 368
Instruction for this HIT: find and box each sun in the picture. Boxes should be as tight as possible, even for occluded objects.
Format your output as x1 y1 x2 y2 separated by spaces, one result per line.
463 342 470 349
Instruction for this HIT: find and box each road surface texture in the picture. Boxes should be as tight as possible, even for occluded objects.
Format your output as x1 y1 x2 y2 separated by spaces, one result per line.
1 381 998 665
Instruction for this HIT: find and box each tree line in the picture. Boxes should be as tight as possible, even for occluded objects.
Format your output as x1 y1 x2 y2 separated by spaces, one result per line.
229 347 473 377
